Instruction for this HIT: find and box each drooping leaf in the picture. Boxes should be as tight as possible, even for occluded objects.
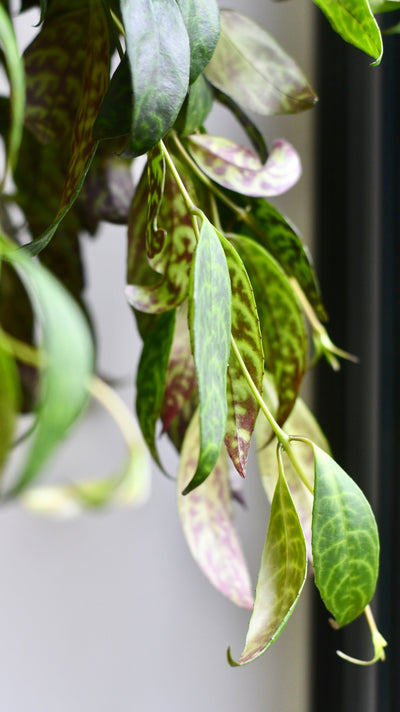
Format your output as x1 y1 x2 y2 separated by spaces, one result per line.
212 87 268 163
136 309 176 468
0 4 25 185
178 410 253 608
219 234 263 478
58 0 110 213
176 0 220 83
312 0 383 63
183 218 231 494
0 332 19 471
120 0 190 156
230 236 307 427
161 302 197 433
229 199 327 321
93 54 132 141
205 10 317 116
256 394 330 562
228 462 307 665
126 153 197 313
146 143 167 270
174 73 213 137
0 236 94 495
312 446 380 627
187 135 301 197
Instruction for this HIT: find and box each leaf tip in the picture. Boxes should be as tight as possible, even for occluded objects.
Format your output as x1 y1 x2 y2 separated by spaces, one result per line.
227 647 239 667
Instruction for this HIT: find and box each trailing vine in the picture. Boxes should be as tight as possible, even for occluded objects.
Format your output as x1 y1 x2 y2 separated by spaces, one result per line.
0 0 397 667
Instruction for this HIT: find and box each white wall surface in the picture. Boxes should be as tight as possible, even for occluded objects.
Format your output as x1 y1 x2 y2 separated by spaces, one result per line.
1 2 317 710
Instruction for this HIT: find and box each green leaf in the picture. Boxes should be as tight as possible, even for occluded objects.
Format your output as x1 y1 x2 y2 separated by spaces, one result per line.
205 10 317 116
313 0 383 63
228 462 307 665
93 55 132 141
0 236 94 495
136 309 176 468
174 73 213 137
219 234 263 478
0 333 19 472
187 135 301 197
183 218 231 494
176 0 220 83
0 4 25 185
256 394 330 561
146 143 167 270
369 0 400 11
121 0 190 156
230 199 327 322
178 412 253 608
312 446 380 627
230 236 307 427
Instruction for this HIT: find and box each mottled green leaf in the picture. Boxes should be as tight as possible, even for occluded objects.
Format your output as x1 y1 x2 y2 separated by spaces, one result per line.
187 135 301 197
228 463 307 665
220 234 263 478
0 236 94 495
230 199 327 321
126 154 197 313
183 219 231 494
0 4 25 185
146 143 167 270
176 0 220 83
174 73 213 137
231 236 307 427
212 87 268 163
58 0 109 213
313 0 382 63
312 446 380 627
256 395 330 561
0 333 19 471
178 411 253 607
136 309 176 468
121 0 190 156
205 10 317 116
93 54 132 141
161 302 196 433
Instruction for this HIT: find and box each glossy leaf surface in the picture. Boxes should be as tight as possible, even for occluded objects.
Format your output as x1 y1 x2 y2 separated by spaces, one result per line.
231 236 307 427
136 310 176 468
184 219 231 494
121 0 190 156
220 234 263 478
1 237 94 494
176 0 220 83
178 412 253 607
205 10 317 115
228 465 307 665
312 446 379 627
312 0 382 63
187 135 301 197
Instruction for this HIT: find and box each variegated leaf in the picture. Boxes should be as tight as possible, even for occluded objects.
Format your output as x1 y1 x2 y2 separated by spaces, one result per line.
146 143 167 271
228 464 307 664
231 236 307 427
161 302 197 433
313 0 382 63
176 0 220 83
183 219 231 494
219 234 263 478
187 135 301 197
256 396 330 562
205 10 317 116
178 411 253 608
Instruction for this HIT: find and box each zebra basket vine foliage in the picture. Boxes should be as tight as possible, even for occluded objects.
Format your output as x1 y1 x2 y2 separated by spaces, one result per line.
0 0 396 667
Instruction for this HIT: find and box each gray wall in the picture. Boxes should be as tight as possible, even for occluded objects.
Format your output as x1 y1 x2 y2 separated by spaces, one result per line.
1 2 317 710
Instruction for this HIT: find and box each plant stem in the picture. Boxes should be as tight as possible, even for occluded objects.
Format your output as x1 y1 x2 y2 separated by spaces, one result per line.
230 334 314 494
160 139 203 242
89 376 138 449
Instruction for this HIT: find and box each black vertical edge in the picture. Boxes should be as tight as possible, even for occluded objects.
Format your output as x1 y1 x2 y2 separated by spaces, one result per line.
312 8 388 712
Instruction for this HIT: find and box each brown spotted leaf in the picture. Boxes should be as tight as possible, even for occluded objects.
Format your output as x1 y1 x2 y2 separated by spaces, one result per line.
146 143 167 271
230 236 307 427
178 411 253 608
219 234 263 478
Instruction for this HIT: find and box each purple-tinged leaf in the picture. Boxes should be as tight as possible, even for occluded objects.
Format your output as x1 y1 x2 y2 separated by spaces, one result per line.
187 135 301 197
178 411 253 608
205 9 317 116
256 395 330 563
161 302 197 433
219 234 263 478
228 464 306 664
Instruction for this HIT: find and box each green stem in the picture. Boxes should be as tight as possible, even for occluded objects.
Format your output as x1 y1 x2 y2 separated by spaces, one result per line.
160 139 203 242
230 335 314 494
